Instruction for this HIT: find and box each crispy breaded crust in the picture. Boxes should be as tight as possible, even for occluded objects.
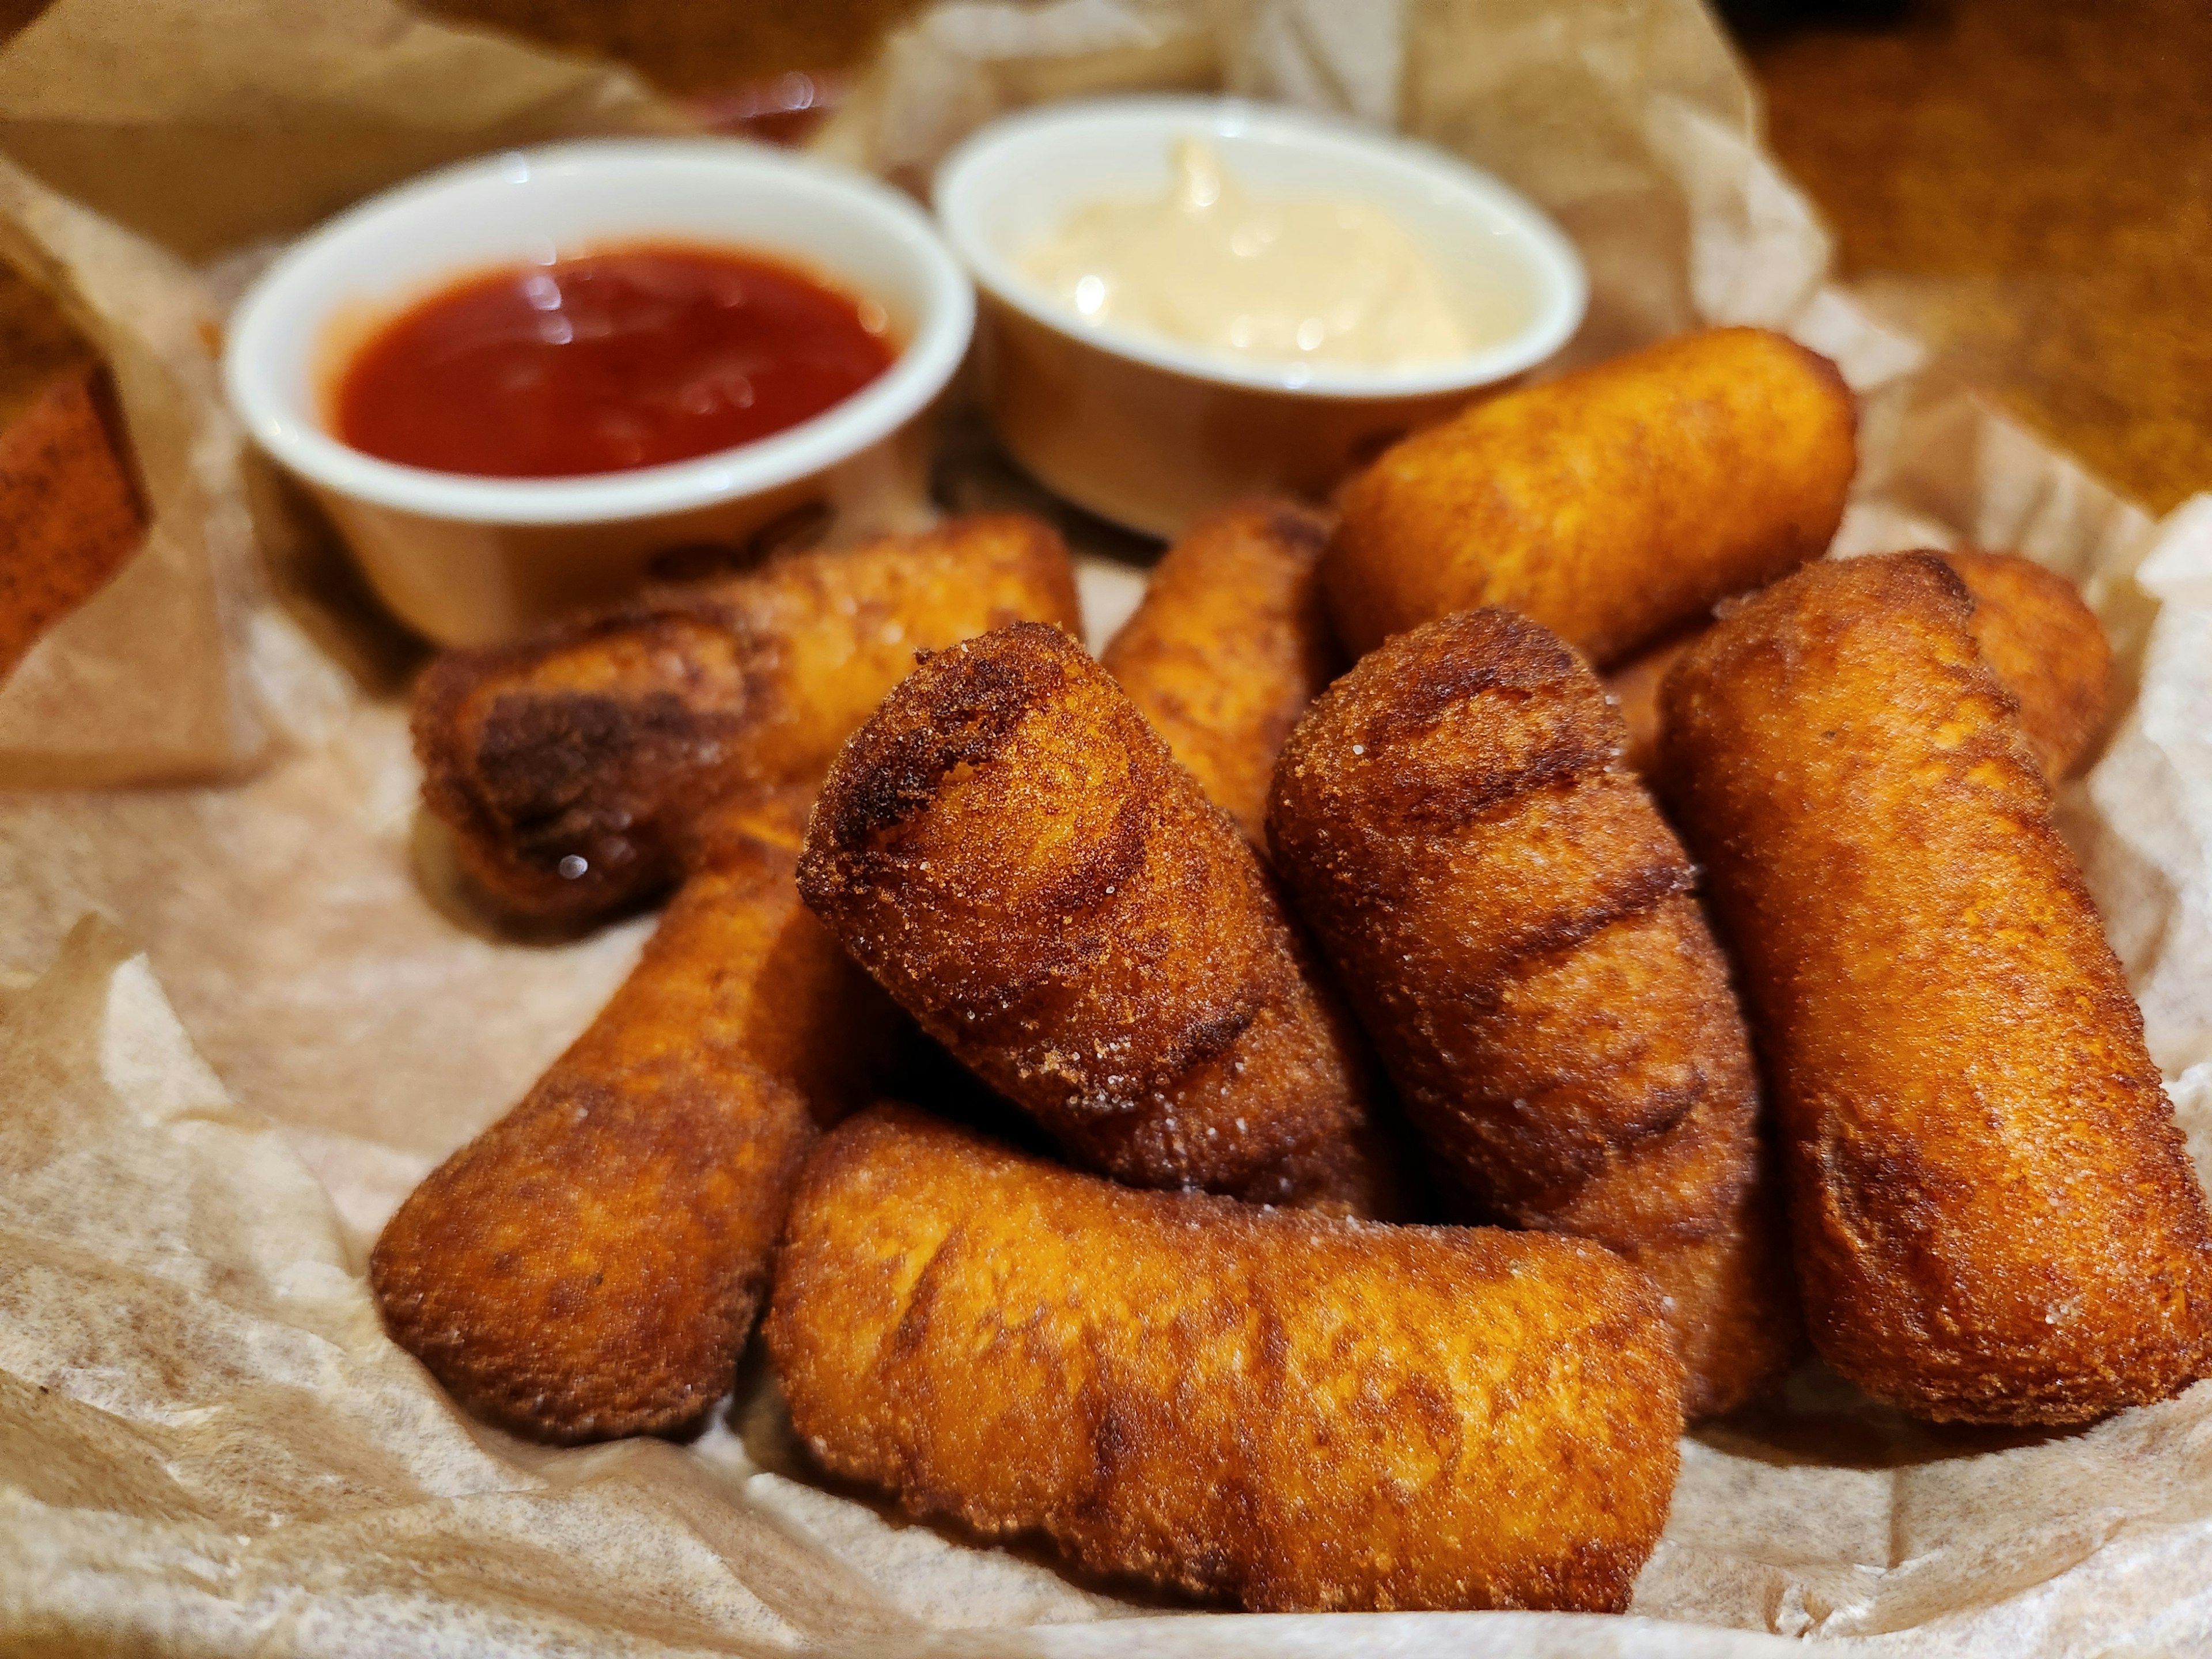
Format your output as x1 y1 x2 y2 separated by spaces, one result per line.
1947 548 2112 779
369 791 899 1442
0 366 145 681
1268 609 1797 1415
1660 552 2212 1424
797 622 1408 1215
1100 498 1340 840
1605 627 1700 781
1326 327 1855 666
411 515 1081 920
1606 550 2111 783
767 1104 1684 1612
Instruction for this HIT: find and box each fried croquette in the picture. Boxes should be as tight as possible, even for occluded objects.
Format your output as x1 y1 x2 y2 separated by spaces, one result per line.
412 515 1082 921
766 1104 1684 1613
1605 627 1700 781
797 621 1408 1215
1267 609 1797 1416
370 791 899 1442
1100 498 1341 841
0 366 146 682
1660 552 2212 1425
1327 327 1856 666
1946 548 2112 779
1605 550 2111 782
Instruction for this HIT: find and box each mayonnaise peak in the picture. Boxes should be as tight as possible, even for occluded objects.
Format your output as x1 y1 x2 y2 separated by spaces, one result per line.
1017 140 1501 370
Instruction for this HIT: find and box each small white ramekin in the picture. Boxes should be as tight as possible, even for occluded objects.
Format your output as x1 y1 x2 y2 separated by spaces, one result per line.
935 97 1586 539
226 140 974 646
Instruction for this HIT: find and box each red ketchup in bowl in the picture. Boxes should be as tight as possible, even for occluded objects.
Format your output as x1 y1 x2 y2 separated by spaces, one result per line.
334 243 894 478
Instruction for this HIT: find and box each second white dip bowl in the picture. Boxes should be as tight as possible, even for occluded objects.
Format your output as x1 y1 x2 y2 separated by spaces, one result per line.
934 97 1587 540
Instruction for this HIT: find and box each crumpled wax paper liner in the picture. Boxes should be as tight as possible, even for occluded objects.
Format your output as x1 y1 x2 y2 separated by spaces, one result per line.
0 0 691 786
7 0 2212 1653
0 154 265 787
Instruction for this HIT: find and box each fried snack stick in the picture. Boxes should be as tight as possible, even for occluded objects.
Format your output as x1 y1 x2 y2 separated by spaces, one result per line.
1944 548 2112 778
1661 554 2212 1425
768 1104 1683 1613
370 790 899 1442
798 622 1406 1215
1268 609 1794 1415
0 365 145 681
414 515 1081 920
1607 550 2111 781
1327 327 1856 666
1604 626 1702 782
1099 498 1340 840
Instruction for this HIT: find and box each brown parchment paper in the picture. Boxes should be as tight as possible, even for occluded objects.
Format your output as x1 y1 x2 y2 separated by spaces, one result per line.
0 0 690 787
6 0 2212 1653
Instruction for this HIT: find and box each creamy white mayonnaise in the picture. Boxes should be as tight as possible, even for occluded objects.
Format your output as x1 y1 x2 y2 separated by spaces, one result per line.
1017 140 1494 369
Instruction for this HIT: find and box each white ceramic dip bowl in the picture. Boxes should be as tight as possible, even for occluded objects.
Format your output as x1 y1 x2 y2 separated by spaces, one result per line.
226 139 974 646
934 96 1587 540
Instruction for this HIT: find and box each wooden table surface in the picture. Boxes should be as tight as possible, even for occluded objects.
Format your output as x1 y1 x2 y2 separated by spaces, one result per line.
4 0 2203 512
1751 0 2211 513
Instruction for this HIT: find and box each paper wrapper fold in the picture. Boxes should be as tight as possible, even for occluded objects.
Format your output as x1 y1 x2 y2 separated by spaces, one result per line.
5 0 2212 1653
0 0 689 787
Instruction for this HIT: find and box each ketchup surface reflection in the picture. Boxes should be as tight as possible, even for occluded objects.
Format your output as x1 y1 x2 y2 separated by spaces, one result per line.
336 244 895 478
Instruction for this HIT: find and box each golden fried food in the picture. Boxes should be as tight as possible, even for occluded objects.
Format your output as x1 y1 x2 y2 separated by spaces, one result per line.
767 1104 1684 1613
1099 498 1340 840
0 366 145 683
1605 550 2111 782
1947 548 2112 779
797 621 1408 1215
1267 608 1795 1415
1604 627 1700 781
412 515 1081 921
1326 327 1856 666
1661 552 2212 1425
370 790 899 1442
